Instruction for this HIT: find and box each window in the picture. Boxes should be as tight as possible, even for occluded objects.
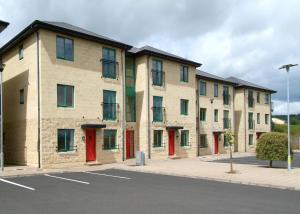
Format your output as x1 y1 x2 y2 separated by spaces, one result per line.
153 96 163 122
102 47 116 79
265 114 269 125
19 45 24 60
125 56 136 122
180 65 188 82
214 109 218 122
152 59 163 86
214 83 218 97
103 130 117 150
249 134 254 145
200 108 206 121
223 85 230 105
57 129 75 152
180 99 189 115
223 110 230 129
257 113 260 124
57 84 74 107
103 90 117 120
248 112 254 129
153 130 163 147
181 130 189 147
257 92 260 103
56 36 74 61
248 90 254 108
19 89 24 104
199 81 206 96
264 94 270 104
200 134 208 148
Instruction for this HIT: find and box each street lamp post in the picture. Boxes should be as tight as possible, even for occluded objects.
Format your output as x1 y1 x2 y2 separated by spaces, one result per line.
0 20 9 172
279 64 298 172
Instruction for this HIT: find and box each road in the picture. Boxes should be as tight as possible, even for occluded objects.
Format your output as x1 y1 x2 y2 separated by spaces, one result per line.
0 169 299 214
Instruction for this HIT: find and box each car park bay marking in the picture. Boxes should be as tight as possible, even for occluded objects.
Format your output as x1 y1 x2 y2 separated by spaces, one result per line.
0 178 35 191
44 174 90 184
84 171 131 180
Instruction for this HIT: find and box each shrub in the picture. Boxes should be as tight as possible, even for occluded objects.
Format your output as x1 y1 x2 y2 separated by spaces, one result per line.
256 132 292 167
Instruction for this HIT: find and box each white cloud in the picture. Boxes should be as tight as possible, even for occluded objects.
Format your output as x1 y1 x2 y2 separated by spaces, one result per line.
273 100 300 115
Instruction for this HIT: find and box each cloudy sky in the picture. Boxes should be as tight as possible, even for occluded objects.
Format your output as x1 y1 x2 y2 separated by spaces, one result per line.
0 0 299 115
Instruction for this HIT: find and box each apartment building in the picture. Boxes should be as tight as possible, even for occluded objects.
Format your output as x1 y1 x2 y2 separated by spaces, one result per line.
227 77 276 152
196 70 236 155
0 20 275 168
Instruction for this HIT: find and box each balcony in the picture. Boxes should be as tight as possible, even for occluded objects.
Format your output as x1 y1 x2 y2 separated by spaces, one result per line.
151 69 165 87
102 102 119 121
248 119 255 130
152 106 165 122
100 59 119 79
223 118 231 129
223 93 231 105
248 97 255 108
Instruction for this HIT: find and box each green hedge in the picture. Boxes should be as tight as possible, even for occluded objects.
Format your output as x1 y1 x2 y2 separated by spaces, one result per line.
256 132 292 167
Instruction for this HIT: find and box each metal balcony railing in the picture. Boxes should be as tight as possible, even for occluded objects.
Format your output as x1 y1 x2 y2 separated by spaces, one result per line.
152 106 165 122
223 93 231 105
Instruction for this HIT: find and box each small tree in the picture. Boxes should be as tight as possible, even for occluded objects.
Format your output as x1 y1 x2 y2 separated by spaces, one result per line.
224 130 235 173
256 132 292 167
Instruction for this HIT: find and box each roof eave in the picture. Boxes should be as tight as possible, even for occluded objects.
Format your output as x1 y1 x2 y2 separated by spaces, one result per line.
235 85 276 94
196 74 237 86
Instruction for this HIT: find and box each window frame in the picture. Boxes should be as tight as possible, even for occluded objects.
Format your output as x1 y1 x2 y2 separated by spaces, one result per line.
200 134 208 148
56 36 74 61
199 81 206 96
103 129 117 150
102 47 117 79
265 114 269 125
153 130 163 148
180 99 189 115
57 129 75 152
257 113 260 124
249 134 254 146
214 109 218 122
180 130 189 147
264 93 270 104
180 65 189 83
152 59 163 86
103 90 117 121
153 96 163 122
57 84 74 108
257 92 260 103
200 108 206 122
223 85 230 105
214 83 218 97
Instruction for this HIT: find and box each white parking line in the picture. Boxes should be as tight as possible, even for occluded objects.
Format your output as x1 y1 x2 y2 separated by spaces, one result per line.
84 171 131 180
0 178 35 191
44 174 90 184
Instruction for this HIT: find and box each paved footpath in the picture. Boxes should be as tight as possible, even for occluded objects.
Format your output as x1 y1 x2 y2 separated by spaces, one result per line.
1 152 300 191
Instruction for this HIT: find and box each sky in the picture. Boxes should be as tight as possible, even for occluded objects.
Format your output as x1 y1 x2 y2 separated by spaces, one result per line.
0 0 299 115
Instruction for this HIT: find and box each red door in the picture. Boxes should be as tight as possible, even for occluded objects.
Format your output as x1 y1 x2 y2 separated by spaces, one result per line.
168 130 175 156
126 130 134 159
214 133 219 154
86 129 96 161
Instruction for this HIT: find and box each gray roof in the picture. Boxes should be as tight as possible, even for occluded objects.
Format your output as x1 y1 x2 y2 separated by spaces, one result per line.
226 76 276 93
196 70 236 85
128 45 201 67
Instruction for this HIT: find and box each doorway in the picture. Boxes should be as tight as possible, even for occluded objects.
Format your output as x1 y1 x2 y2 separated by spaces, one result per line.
126 130 135 159
86 129 96 161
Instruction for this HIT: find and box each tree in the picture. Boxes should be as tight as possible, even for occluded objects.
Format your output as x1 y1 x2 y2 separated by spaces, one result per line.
224 130 235 173
256 132 292 167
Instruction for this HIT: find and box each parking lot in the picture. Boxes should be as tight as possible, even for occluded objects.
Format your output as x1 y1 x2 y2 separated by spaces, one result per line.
0 169 300 214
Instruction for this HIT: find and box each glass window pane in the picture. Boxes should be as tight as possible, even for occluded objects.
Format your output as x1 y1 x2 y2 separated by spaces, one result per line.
56 37 65 59
66 86 74 107
57 85 65 107
65 38 73 60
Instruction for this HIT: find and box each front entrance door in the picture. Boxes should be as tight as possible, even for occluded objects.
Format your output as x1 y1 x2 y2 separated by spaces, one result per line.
126 130 134 159
214 133 219 154
168 130 175 156
86 129 96 161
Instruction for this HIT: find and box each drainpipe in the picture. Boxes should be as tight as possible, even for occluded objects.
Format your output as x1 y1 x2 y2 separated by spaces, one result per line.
147 56 151 159
196 78 200 156
36 31 41 168
244 88 247 152
121 50 125 161
232 86 236 152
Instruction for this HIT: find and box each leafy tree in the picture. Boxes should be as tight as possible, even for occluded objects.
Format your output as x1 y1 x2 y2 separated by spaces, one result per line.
256 132 292 167
224 130 235 173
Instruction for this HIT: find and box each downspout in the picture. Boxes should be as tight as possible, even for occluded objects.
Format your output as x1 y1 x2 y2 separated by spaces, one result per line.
196 78 200 156
36 31 41 168
232 86 236 152
147 56 151 159
121 49 125 161
244 88 247 152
